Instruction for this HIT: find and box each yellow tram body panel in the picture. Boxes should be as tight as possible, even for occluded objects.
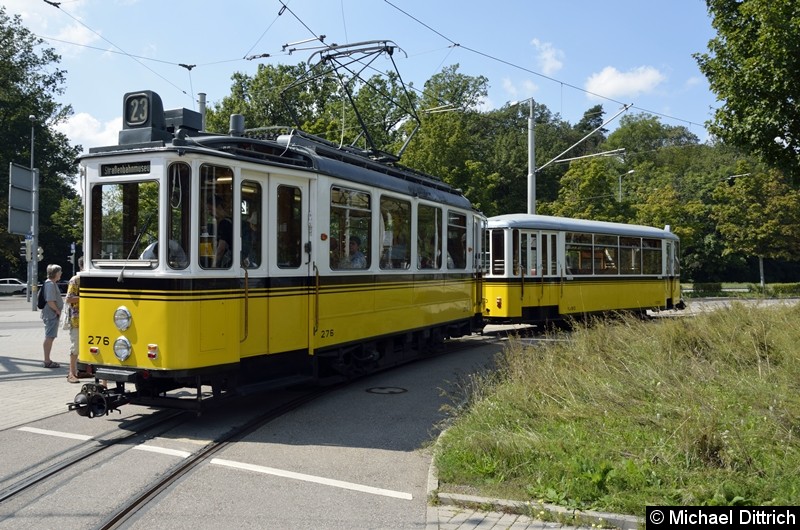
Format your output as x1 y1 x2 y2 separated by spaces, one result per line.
313 277 477 349
558 278 672 315
483 277 677 320
79 288 241 370
80 276 478 370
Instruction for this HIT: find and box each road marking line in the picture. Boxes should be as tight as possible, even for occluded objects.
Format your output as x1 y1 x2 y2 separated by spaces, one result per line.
17 426 92 441
211 458 413 500
134 445 192 458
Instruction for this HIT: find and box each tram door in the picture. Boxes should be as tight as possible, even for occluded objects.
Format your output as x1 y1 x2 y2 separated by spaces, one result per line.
266 176 311 355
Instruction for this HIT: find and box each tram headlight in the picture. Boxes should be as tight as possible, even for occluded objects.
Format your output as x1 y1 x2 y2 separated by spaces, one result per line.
114 306 132 331
113 336 132 361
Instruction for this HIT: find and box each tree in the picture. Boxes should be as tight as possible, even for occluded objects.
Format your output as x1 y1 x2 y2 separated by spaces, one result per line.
544 159 625 222
695 0 800 182
205 63 328 134
712 169 800 286
0 7 81 279
401 65 491 204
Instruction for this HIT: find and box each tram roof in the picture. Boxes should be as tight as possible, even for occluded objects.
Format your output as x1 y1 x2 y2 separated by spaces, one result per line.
82 131 473 211
487 214 679 240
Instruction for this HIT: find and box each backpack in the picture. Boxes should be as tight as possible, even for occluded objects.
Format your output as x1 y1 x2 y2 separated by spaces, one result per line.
37 281 47 310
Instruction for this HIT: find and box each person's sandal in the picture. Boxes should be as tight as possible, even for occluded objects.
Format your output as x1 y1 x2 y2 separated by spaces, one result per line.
67 374 80 383
43 361 61 368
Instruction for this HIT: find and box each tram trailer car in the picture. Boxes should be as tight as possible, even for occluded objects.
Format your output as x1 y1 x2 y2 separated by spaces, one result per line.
70 90 485 417
483 214 684 327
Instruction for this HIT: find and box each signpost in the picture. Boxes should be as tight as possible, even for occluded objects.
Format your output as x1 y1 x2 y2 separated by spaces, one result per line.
7 161 39 309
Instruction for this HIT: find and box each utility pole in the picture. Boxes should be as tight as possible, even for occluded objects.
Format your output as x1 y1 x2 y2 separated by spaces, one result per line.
527 99 536 215
29 115 39 311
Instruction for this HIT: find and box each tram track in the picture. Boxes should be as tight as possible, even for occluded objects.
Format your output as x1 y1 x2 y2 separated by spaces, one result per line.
0 409 189 505
97 387 333 529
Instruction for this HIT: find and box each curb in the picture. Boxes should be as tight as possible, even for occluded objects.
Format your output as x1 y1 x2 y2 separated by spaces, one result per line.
426 431 643 530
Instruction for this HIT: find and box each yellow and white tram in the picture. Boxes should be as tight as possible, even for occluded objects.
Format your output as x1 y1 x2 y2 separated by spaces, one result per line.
71 90 484 416
482 214 684 326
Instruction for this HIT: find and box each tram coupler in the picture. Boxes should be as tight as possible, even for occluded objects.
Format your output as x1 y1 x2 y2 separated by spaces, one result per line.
68 383 129 418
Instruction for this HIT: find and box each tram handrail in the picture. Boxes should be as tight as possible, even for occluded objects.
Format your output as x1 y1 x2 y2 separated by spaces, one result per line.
240 267 249 342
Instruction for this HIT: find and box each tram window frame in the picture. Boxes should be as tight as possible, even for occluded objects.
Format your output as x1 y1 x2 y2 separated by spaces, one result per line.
417 204 443 270
379 195 411 270
565 232 593 275
199 164 234 270
241 180 262 269
277 185 302 268
619 237 642 275
165 163 191 270
447 211 467 270
519 231 538 276
330 185 371 270
642 238 662 275
594 234 618 275
90 180 159 263
490 229 504 275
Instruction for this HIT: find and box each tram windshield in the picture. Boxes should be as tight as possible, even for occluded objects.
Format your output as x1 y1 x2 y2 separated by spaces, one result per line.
89 162 192 269
90 180 159 263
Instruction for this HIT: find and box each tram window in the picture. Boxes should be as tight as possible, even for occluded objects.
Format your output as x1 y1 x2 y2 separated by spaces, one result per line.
642 238 662 274
529 233 539 276
542 233 556 276
277 185 301 268
447 211 467 269
481 229 490 271
417 205 442 269
512 229 520 275
671 241 681 275
241 180 262 268
379 196 410 269
90 180 158 262
490 229 504 275
619 237 641 274
565 232 593 274
594 234 618 275
330 186 371 270
200 164 234 269
167 163 190 269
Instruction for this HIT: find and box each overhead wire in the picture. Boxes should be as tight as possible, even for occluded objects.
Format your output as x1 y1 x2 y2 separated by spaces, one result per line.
41 0 704 132
40 0 188 97
381 0 706 130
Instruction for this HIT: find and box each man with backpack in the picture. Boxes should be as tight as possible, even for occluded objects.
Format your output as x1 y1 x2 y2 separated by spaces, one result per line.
40 264 64 369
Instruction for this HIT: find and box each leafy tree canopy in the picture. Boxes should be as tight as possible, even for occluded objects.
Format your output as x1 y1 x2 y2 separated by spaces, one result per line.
695 0 800 182
0 6 81 279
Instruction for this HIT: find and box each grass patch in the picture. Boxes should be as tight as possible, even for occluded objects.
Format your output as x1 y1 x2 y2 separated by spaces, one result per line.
435 303 800 516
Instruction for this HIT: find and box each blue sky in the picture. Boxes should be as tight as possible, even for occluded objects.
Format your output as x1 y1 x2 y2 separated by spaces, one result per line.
7 0 718 152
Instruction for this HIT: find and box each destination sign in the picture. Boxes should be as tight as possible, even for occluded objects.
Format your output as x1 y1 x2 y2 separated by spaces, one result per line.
100 162 151 177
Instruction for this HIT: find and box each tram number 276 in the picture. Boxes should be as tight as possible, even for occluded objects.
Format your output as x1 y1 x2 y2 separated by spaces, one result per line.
88 336 111 346
319 329 335 339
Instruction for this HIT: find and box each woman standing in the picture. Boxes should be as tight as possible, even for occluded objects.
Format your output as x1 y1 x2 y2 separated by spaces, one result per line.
41 264 64 369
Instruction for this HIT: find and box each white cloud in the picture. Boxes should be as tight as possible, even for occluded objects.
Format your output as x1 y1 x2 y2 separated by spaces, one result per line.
502 78 518 98
55 113 121 153
584 66 666 100
4 0 98 56
531 38 564 76
500 78 538 106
